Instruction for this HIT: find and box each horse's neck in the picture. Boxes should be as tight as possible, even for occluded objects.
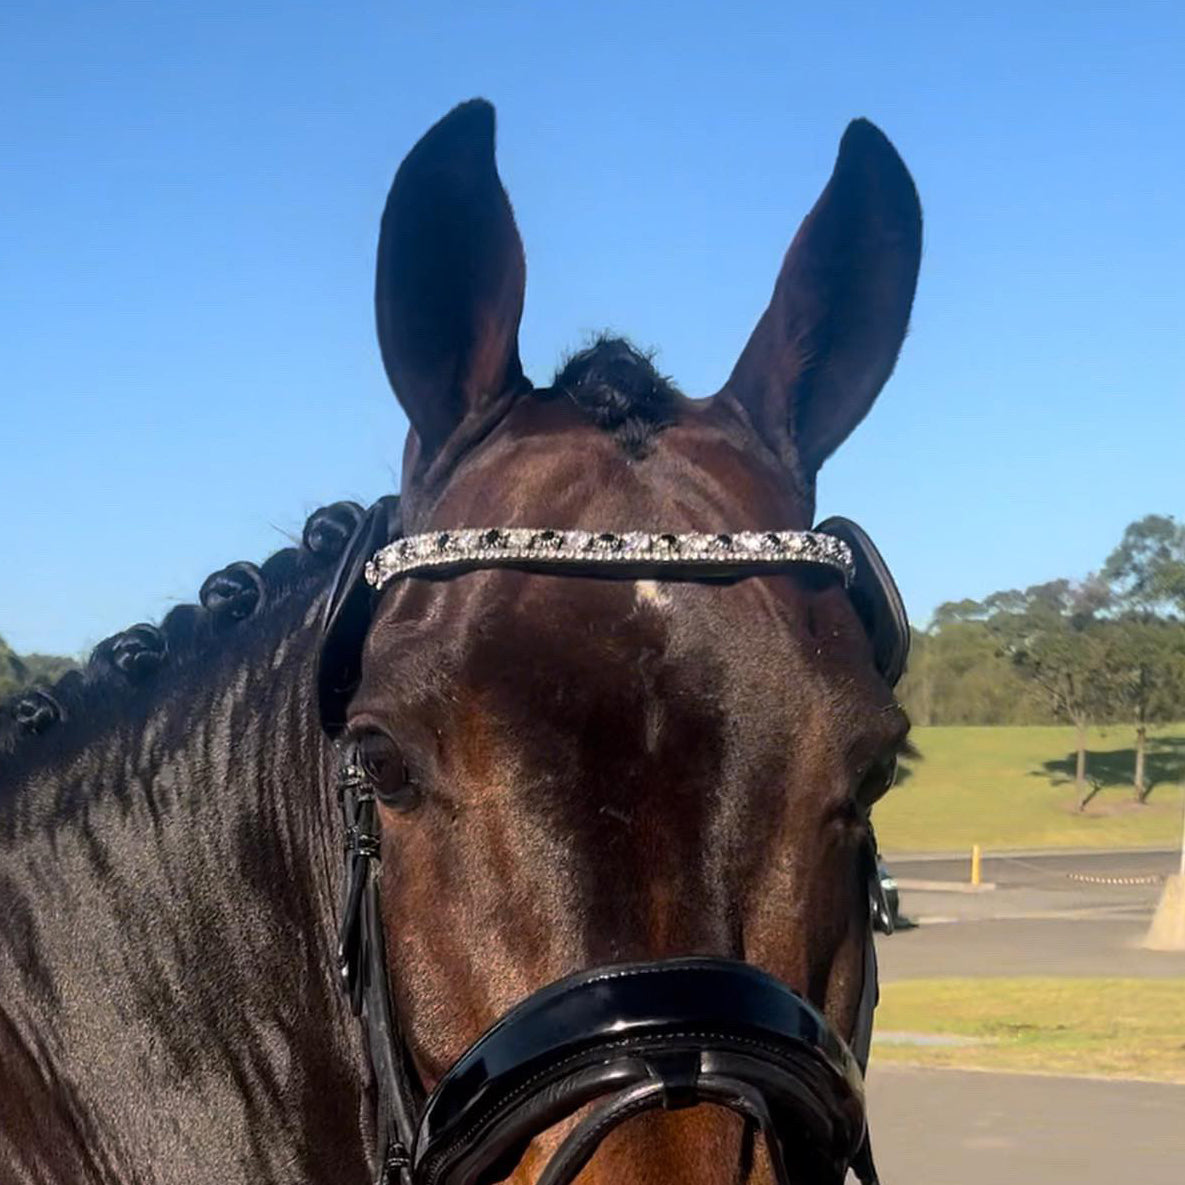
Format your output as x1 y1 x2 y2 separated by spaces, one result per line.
0 596 371 1183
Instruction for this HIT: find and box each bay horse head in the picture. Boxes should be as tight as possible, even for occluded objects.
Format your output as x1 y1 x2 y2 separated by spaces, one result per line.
324 100 921 1185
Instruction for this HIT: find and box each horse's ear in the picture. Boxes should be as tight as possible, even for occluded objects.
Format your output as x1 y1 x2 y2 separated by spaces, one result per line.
719 120 921 481
375 100 527 462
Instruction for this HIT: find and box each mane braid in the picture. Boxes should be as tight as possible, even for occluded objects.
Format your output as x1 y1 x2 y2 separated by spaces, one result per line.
0 500 379 768
552 334 680 458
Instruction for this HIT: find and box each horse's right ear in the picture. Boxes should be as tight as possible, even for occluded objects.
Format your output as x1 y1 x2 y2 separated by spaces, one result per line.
375 100 527 467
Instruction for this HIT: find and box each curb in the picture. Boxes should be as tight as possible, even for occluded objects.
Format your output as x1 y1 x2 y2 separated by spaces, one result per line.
896 878 997 894
883 845 1177 862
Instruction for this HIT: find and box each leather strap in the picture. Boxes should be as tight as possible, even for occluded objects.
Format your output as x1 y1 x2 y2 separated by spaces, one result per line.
815 516 910 687
337 745 421 1184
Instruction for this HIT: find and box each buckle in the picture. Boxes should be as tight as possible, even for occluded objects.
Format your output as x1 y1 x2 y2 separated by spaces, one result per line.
379 1141 412 1185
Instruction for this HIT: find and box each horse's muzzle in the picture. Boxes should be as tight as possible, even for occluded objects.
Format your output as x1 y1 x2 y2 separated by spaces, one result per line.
411 958 873 1185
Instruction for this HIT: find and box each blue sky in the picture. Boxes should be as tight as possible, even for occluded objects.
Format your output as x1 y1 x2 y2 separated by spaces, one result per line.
2 2 1182 656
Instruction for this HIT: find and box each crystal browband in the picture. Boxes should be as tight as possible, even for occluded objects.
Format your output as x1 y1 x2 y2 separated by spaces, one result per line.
364 528 855 591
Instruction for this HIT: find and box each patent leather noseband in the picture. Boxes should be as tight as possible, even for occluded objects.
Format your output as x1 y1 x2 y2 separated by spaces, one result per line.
417 959 870 1185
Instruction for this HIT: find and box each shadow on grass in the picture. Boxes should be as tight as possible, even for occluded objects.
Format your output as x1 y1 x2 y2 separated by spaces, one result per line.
1034 734 1185 802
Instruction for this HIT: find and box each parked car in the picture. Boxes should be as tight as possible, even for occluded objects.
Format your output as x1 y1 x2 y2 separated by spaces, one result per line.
870 859 900 934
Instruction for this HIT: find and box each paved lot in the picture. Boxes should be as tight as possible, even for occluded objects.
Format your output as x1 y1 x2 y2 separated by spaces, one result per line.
878 845 1185 978
866 850 1185 1183
876 905 1185 981
868 1065 1185 1185
879 915 1185 979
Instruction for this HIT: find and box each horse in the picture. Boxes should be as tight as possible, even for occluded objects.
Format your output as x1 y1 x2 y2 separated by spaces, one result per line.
0 99 921 1185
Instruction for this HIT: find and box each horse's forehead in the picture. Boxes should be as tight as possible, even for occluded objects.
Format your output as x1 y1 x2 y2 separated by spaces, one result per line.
369 565 835 725
423 400 809 533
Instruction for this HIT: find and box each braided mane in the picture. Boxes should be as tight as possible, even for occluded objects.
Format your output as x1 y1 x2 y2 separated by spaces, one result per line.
0 499 384 765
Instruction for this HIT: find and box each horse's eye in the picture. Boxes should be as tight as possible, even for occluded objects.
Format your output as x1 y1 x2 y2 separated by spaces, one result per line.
856 755 898 809
355 731 422 813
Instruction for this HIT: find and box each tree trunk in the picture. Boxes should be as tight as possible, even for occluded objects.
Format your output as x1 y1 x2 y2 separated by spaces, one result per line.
920 665 934 727
1075 721 1087 792
1134 724 1148 803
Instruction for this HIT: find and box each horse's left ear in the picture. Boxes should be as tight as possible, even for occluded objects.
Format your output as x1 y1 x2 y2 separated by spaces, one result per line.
719 120 922 481
375 100 527 465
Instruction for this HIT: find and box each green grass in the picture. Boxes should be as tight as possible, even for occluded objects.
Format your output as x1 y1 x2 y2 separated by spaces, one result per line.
874 978 1185 1083
876 723 1185 852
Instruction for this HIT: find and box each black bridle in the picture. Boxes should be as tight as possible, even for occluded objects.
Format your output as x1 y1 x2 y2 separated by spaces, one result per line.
319 507 909 1185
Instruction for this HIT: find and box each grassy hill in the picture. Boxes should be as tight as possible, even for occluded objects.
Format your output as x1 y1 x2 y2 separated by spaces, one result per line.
876 724 1185 853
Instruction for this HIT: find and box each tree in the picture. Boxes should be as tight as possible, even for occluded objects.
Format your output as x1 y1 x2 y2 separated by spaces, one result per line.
1102 515 1185 799
18 653 78 685
1098 618 1185 800
0 635 28 699
1103 514 1185 616
986 579 1114 799
900 600 1059 728
930 599 987 628
0 633 76 700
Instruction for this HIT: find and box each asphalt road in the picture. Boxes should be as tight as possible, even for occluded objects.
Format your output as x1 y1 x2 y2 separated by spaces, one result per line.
878 914 1185 979
877 846 1185 978
867 1065 1185 1185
